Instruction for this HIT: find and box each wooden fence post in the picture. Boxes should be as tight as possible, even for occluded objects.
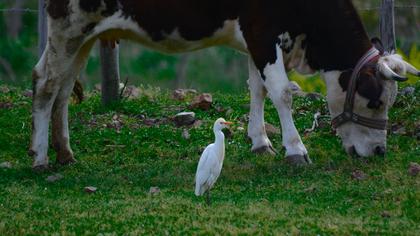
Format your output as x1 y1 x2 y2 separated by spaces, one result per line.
38 0 47 57
380 0 396 53
100 40 121 105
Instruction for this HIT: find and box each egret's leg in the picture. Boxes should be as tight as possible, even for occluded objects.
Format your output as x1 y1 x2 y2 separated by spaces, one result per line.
206 191 211 206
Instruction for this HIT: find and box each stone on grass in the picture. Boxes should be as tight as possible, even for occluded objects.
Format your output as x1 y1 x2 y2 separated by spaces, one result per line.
149 187 161 196
192 120 203 129
408 162 420 177
0 86 10 93
306 92 324 101
0 102 13 109
351 170 367 181
0 162 12 169
84 186 97 193
381 211 391 218
123 86 141 100
237 126 245 132
190 93 213 110
46 174 63 183
22 90 33 98
174 112 196 127
399 86 415 96
182 129 191 140
265 123 281 137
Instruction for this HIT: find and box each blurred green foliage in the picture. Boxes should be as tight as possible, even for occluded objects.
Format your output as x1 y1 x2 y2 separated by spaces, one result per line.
0 0 418 94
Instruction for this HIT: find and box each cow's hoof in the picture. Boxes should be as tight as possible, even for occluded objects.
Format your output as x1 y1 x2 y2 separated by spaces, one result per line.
252 145 277 156
32 164 50 172
285 154 312 166
56 152 76 166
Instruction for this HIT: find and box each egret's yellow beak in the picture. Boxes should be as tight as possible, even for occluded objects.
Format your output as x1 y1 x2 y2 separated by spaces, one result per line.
222 121 233 126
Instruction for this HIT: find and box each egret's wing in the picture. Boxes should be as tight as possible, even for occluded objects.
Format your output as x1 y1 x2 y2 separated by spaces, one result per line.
196 144 214 174
195 144 215 196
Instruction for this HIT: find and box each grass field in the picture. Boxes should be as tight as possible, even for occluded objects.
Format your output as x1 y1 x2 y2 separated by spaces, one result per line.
0 83 419 235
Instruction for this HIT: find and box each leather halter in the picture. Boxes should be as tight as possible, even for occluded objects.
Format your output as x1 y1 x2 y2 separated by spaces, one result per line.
331 47 388 130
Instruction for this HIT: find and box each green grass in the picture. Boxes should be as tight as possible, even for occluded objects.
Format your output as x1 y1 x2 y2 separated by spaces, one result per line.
0 83 419 235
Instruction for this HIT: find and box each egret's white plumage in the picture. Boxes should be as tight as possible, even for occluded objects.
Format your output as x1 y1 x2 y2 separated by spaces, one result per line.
195 118 232 200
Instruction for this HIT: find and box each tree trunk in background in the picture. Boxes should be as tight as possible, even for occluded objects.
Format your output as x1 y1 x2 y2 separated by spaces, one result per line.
100 40 121 105
38 0 47 56
174 54 190 89
380 0 396 53
5 0 25 39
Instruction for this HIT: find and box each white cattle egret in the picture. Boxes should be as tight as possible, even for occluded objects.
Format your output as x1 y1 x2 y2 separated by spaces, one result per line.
195 118 232 205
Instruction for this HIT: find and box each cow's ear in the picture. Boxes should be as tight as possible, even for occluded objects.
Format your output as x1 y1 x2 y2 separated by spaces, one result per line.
371 37 385 55
357 67 384 109
339 70 353 92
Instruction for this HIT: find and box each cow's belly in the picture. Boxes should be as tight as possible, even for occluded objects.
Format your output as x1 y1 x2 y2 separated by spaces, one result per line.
91 12 248 54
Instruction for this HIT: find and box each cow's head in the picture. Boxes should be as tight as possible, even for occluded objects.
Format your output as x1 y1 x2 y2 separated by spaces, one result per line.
323 40 419 157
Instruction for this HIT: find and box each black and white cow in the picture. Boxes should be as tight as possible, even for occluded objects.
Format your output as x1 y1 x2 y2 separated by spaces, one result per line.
30 0 419 169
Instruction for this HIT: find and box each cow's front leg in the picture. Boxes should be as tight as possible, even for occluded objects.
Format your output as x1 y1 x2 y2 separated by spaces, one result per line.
30 50 59 170
247 58 276 155
253 45 312 166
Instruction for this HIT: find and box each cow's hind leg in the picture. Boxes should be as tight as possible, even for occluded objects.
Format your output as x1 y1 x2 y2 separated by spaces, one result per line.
247 58 276 155
51 41 95 166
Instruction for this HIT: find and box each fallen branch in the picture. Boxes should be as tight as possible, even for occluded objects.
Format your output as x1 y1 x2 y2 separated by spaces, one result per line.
305 112 321 133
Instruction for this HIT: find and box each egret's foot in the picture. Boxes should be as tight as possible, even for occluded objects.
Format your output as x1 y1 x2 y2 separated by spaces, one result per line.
56 150 76 166
285 154 312 166
252 145 277 156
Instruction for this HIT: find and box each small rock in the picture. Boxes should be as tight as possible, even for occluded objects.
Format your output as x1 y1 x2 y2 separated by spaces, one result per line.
190 93 213 110
182 129 191 140
381 211 391 218
225 108 234 117
399 86 415 96
94 84 101 91
393 126 406 135
174 112 196 126
0 102 13 109
192 120 203 129
304 185 317 193
144 118 159 126
265 123 281 137
149 187 160 196
84 186 97 193
237 127 245 132
22 90 33 98
0 162 12 169
172 89 186 101
306 92 323 101
223 128 234 139
408 162 420 177
351 170 367 181
46 174 63 183
0 86 10 93
289 81 302 93
123 86 141 100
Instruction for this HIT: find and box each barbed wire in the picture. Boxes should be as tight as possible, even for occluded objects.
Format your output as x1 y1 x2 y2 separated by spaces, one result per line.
360 4 420 11
0 4 419 13
0 8 38 13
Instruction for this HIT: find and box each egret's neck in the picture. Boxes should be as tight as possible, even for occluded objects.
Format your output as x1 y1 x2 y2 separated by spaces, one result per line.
213 129 225 158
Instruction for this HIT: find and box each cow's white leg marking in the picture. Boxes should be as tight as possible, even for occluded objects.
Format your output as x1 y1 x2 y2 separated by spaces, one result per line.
30 45 61 169
247 58 276 155
263 45 310 164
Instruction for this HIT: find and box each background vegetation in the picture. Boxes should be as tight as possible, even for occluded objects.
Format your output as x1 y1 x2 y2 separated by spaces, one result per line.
0 0 418 93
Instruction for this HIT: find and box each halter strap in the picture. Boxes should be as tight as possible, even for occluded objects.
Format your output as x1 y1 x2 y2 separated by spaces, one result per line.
332 47 388 130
